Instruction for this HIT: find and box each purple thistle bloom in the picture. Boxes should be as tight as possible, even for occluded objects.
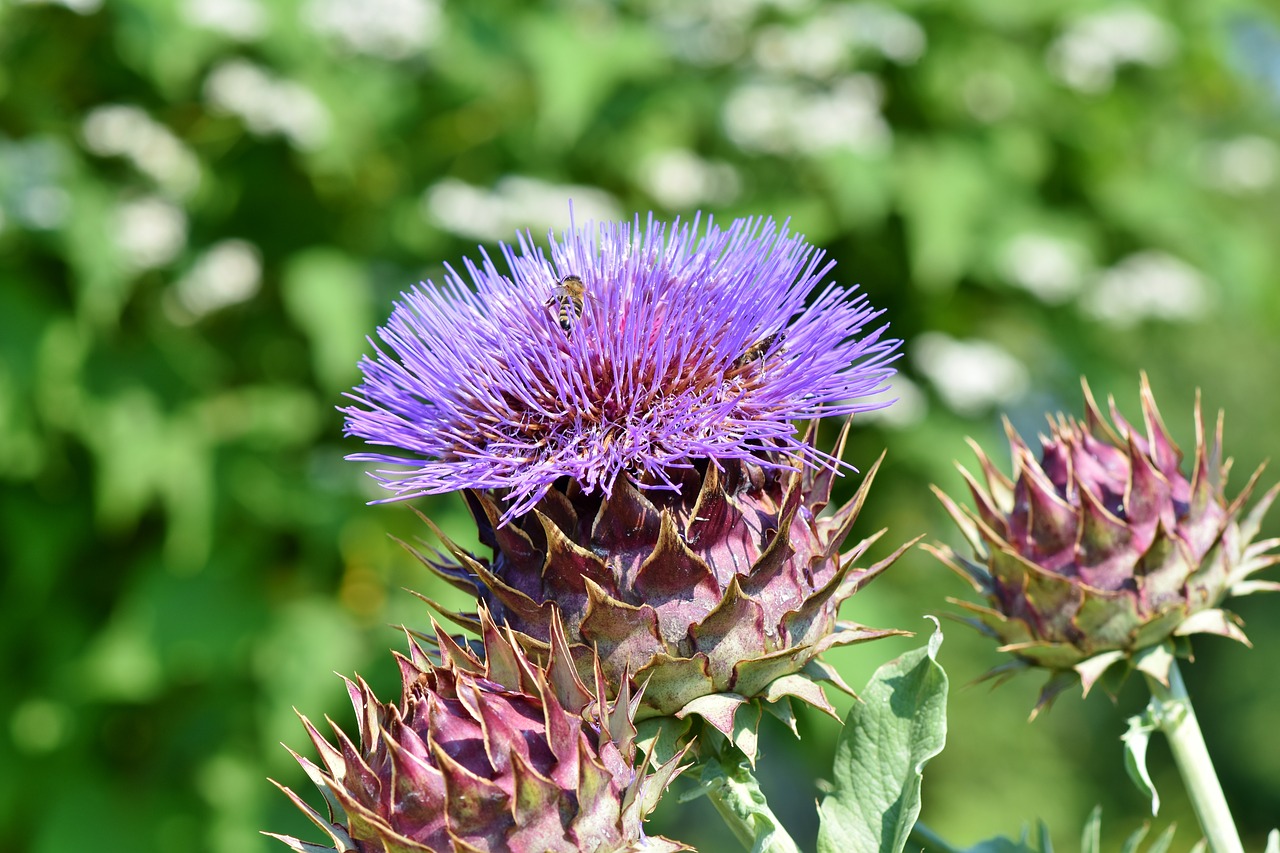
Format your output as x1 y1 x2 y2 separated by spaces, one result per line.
344 213 899 521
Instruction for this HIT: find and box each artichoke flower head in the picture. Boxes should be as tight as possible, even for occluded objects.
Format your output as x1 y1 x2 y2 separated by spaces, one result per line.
930 375 1280 714
268 609 688 853
343 214 911 756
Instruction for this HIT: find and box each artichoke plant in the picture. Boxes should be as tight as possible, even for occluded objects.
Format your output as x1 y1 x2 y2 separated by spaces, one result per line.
268 609 687 853
343 215 910 746
929 376 1280 711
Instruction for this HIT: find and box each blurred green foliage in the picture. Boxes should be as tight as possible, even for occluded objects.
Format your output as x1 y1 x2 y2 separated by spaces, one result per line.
3 0 1280 851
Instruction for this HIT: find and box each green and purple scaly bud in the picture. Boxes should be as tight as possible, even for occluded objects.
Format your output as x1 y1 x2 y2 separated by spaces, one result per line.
929 375 1280 713
268 609 687 853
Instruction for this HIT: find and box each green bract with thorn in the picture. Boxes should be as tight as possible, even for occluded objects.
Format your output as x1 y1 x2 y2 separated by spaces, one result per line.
928 375 1280 713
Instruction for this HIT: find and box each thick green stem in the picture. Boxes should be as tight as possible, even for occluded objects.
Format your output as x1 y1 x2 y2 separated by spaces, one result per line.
697 743 801 853
1141 659 1243 853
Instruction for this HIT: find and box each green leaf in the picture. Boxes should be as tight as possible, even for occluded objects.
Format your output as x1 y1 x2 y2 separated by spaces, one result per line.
518 10 664 147
964 839 1040 853
896 140 997 292
634 715 692 767
1122 701 1162 816
1087 810 1177 853
1139 823 1177 853
911 821 1053 853
1119 822 1150 853
817 620 947 853
960 823 1053 853
281 248 372 392
1080 805 1102 853
962 811 1181 853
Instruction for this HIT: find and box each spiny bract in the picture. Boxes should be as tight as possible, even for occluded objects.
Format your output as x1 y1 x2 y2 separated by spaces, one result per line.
267 610 687 853
929 376 1280 713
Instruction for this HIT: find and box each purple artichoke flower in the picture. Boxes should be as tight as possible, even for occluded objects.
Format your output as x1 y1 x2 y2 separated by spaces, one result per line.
345 214 908 747
345 214 898 521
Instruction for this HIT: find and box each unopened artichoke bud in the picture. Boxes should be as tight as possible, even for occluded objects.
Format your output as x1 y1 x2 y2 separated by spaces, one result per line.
343 215 910 750
929 375 1280 713
267 610 687 853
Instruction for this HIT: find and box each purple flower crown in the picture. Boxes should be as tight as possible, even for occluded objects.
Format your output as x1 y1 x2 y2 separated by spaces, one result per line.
343 213 900 520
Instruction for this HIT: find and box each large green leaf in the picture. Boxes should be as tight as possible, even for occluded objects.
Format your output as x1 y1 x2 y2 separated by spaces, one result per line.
817 622 947 853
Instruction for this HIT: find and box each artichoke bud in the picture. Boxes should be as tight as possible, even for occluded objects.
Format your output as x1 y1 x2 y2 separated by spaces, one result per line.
267 608 688 853
929 374 1280 714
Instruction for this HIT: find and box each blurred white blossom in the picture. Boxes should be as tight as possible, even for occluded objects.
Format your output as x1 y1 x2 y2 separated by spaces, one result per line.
1048 6 1175 93
753 22 848 79
999 234 1089 304
852 374 927 428
421 176 623 243
638 150 741 209
643 0 794 67
752 3 924 78
115 197 187 272
12 0 102 13
654 0 806 25
963 71 1016 123
303 0 442 59
182 0 269 41
724 75 890 155
204 60 330 150
914 332 1030 416
17 187 70 230
1196 135 1278 194
1081 251 1210 327
655 19 746 64
81 105 201 197
1 137 72 230
648 0 922 70
169 239 263 323
837 3 926 64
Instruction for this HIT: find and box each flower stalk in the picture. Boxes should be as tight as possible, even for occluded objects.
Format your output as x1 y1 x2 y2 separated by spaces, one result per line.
1142 660 1244 853
692 741 802 853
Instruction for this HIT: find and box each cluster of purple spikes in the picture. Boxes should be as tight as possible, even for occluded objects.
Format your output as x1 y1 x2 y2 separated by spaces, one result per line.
344 214 900 520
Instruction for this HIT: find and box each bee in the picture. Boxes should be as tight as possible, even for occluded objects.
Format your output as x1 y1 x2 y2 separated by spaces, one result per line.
545 274 587 333
733 331 785 370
